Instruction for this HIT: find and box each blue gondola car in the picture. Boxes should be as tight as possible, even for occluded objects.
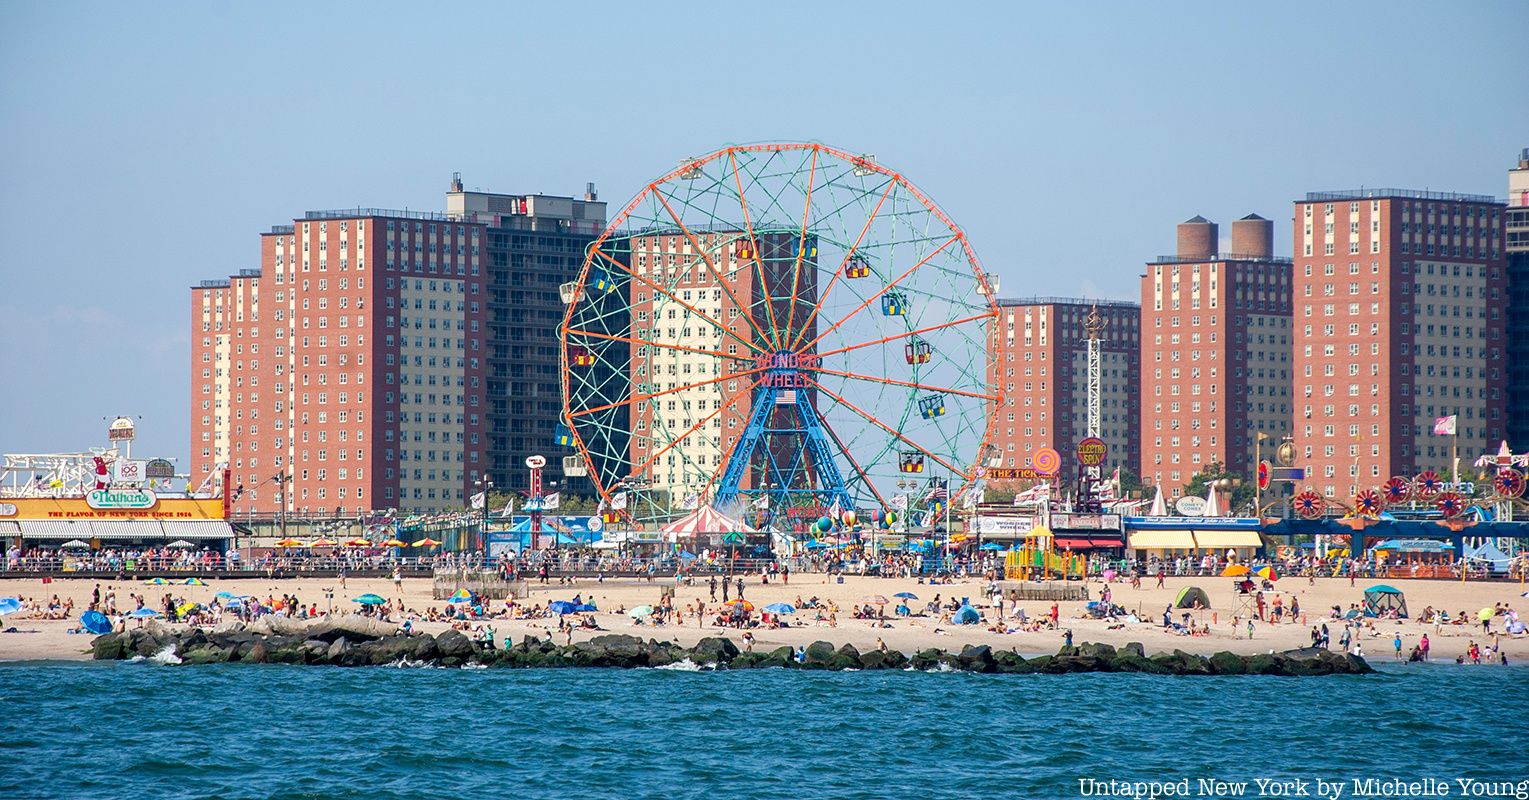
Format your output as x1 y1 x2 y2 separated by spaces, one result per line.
590 268 619 294
918 395 946 419
881 291 907 316
554 424 575 447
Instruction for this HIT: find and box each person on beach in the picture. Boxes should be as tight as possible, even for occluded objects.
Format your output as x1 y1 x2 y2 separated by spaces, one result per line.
1394 634 1403 660
721 578 730 602
708 576 717 601
392 567 403 594
1420 633 1430 661
1246 619 1255 639
1155 568 1165 589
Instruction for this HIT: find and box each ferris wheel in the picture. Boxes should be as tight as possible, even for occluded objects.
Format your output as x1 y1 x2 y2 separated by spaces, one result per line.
558 142 999 527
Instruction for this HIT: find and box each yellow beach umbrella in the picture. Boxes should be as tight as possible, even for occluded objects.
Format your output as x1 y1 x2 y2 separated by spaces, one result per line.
274 538 304 548
410 537 442 548
1221 564 1250 577
380 538 408 548
344 538 373 547
309 538 338 548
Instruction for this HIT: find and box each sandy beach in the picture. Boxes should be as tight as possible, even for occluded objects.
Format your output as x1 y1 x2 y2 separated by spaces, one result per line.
3 572 1525 664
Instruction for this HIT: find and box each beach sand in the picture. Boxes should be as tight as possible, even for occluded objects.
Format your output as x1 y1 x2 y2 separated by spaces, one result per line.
2 572 1525 664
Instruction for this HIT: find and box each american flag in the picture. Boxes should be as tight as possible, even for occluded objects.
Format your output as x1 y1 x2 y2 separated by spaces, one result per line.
925 479 949 503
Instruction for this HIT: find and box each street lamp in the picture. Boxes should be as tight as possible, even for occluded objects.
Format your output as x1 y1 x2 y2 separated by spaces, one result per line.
269 471 292 544
475 475 493 560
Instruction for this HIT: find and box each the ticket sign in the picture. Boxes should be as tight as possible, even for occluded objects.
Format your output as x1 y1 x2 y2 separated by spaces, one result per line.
983 468 1048 480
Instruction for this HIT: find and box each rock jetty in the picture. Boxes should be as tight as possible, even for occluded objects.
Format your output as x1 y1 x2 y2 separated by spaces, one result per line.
89 618 1374 676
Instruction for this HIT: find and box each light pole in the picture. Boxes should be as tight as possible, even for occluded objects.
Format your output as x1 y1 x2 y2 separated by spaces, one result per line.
475 475 493 562
270 471 292 544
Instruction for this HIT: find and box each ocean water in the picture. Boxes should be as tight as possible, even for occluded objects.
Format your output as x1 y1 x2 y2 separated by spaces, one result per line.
1 661 1525 800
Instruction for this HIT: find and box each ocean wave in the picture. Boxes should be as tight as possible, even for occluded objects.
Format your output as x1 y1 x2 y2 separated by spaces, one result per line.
654 658 706 671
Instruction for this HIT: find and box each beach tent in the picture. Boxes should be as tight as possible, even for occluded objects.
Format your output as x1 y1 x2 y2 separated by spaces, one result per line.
952 604 981 625
660 505 753 543
1362 585 1408 618
1173 586 1212 610
1466 542 1513 574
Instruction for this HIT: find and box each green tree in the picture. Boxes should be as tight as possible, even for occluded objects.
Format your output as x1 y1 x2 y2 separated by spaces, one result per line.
1117 466 1143 499
1182 461 1256 515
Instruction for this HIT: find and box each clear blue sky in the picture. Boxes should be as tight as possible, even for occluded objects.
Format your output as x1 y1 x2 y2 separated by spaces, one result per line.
1 1 1525 468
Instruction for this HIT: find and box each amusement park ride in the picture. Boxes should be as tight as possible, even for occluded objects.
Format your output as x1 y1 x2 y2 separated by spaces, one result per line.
1287 441 1529 531
557 143 1000 532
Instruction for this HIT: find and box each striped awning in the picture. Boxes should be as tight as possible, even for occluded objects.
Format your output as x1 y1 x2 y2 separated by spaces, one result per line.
0 521 21 537
1192 530 1264 549
159 520 234 540
16 519 100 540
1127 530 1197 550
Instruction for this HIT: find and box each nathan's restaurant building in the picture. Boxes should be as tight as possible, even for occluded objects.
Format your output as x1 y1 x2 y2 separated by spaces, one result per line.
1 488 235 550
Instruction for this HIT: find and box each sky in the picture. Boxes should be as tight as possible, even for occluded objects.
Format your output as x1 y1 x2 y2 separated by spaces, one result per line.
1 1 1525 469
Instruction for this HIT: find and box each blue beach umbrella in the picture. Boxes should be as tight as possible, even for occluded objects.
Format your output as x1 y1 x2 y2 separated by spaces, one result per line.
893 592 919 600
127 608 161 619
352 593 387 606
214 591 238 600
80 610 113 635
548 600 578 615
763 603 796 615
447 589 474 604
0 597 22 616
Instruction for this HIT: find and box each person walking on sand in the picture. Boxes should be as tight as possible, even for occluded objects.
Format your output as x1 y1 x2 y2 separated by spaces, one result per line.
1155 567 1166 589
721 578 730 602
1394 634 1403 660
709 575 718 601
1049 602 1059 627
392 566 403 594
1420 633 1430 661
735 577 745 600
1246 619 1255 639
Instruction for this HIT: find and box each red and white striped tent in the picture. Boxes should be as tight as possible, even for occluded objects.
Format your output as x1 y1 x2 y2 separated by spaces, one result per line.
660 505 754 542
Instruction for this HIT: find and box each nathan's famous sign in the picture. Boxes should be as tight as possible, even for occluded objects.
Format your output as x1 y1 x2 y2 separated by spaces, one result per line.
0 492 225 520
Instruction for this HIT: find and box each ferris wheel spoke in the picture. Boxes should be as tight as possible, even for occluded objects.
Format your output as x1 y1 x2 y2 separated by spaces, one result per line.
591 247 767 356
564 327 755 364
802 375 968 479
810 366 998 402
785 177 897 353
814 405 890 511
813 311 996 360
728 150 784 349
570 365 766 420
651 186 782 351
629 376 761 481
796 233 962 355
783 145 820 348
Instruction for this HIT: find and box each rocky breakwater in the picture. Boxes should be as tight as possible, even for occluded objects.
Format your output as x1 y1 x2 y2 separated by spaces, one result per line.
89 620 1374 676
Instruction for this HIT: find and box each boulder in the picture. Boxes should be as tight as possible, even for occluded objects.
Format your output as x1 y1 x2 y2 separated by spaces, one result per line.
1244 653 1283 675
1076 642 1117 660
801 641 837 668
909 648 946 671
245 640 269 664
992 650 1031 674
91 633 126 661
1122 642 1146 659
434 630 477 663
690 637 740 666
1208 651 1248 675
957 644 997 673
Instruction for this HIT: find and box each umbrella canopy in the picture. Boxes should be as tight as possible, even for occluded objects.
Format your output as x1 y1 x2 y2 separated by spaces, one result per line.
979 542 1005 551
1220 564 1250 577
352 593 387 606
166 540 195 549
274 538 304 547
893 592 919 600
1254 566 1278 581
380 538 409 547
1478 608 1496 622
143 578 168 585
344 538 373 547
717 599 754 612
628 604 654 618
763 602 796 615
80 610 112 634
861 594 890 605
0 597 22 616
447 589 474 603
182 578 207 586
127 608 160 618
309 538 338 547
214 591 239 600
60 539 91 549
410 537 442 548
548 600 579 615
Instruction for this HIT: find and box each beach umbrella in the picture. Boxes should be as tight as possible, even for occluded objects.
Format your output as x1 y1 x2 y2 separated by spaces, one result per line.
182 578 207 586
128 608 161 619
893 592 919 600
1254 566 1278 581
0 597 22 616
717 599 754 612
1478 608 1496 622
143 578 168 585
548 600 579 615
344 538 373 547
861 594 890 605
60 540 90 549
274 538 304 547
447 589 474 603
176 602 200 618
309 538 338 547
410 537 442 548
1220 564 1250 577
80 610 112 635
352 593 387 606
628 604 654 618
166 540 195 549
763 602 796 615
380 538 408 548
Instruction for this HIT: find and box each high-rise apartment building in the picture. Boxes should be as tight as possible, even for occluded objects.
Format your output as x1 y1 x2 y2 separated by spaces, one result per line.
1505 150 1529 451
990 298 1140 478
1140 215 1294 497
193 210 487 516
1291 189 1507 497
446 178 606 494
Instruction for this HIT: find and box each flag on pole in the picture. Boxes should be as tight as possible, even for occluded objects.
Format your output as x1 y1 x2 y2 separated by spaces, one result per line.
496 498 515 517
469 491 486 510
828 497 843 520
925 479 949 504
888 494 908 510
610 491 629 510
541 492 561 510
1433 415 1457 436
962 485 981 510
682 493 700 511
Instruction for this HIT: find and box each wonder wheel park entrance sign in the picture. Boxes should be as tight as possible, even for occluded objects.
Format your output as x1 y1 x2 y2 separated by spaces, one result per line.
87 488 158 510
